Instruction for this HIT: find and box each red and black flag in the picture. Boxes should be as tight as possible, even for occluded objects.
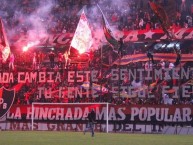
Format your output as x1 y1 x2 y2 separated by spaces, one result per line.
0 87 15 118
101 16 119 48
97 4 119 48
149 1 174 39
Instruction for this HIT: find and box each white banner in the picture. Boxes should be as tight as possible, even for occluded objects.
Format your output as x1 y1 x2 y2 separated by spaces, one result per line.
71 10 93 54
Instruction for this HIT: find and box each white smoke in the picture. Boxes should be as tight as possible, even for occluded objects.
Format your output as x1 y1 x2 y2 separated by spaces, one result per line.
1 0 131 51
26 0 55 41
3 0 56 48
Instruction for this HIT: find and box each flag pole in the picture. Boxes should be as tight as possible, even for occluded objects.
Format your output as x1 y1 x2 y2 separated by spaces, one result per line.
97 4 104 101
99 43 103 102
118 39 122 100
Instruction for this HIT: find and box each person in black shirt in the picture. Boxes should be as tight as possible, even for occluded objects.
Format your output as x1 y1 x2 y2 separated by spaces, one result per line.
174 49 181 66
118 37 124 57
84 109 96 137
49 51 55 69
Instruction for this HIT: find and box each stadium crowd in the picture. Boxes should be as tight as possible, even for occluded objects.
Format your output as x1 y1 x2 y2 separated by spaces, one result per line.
0 0 193 105
0 44 192 106
0 0 192 35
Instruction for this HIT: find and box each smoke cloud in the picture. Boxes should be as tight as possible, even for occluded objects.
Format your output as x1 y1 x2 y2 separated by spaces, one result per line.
0 0 56 48
0 0 131 51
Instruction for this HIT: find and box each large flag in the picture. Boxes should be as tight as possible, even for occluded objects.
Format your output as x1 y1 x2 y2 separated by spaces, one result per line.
97 5 119 48
0 18 10 62
113 53 191 65
70 10 93 54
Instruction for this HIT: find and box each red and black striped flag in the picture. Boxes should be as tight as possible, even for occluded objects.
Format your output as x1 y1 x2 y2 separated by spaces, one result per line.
101 15 119 48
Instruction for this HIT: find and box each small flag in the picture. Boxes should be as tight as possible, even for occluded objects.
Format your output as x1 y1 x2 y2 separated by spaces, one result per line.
149 1 176 39
71 10 93 54
81 82 108 93
97 4 119 48
0 18 10 62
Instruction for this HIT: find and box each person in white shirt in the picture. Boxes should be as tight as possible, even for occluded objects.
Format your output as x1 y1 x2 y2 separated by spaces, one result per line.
145 61 153 70
64 50 70 69
162 94 173 105
169 62 174 69
160 59 165 69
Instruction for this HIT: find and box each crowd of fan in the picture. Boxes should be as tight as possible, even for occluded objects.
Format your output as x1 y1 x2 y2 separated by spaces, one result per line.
0 46 192 106
0 0 193 105
0 0 192 38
